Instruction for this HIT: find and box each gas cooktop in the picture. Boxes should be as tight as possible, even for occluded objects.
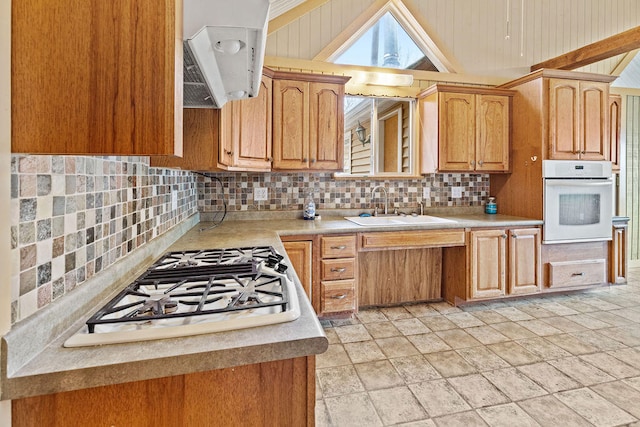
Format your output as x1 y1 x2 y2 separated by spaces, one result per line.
64 247 300 347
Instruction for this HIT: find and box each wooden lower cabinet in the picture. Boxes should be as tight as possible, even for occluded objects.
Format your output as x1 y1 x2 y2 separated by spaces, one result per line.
444 227 541 304
13 356 316 427
282 240 313 304
610 220 628 284
542 241 608 289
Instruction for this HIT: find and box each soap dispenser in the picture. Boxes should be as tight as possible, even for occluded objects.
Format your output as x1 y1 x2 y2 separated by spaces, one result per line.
303 192 316 220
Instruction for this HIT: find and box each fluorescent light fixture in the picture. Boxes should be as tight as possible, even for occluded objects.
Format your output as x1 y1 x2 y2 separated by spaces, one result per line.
350 71 414 87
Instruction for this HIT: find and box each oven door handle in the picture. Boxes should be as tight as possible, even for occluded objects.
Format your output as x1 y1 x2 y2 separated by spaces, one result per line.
545 179 612 187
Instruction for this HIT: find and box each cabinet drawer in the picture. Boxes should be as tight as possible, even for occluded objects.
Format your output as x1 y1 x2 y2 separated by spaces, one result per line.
321 235 357 258
548 259 606 288
321 258 355 280
321 280 356 314
360 229 465 250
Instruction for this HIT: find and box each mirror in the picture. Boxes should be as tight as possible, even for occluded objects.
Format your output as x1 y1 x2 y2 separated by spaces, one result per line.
340 96 416 177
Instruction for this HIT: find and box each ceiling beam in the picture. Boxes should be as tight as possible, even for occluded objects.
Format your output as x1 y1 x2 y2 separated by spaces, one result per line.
531 26 640 72
268 0 329 35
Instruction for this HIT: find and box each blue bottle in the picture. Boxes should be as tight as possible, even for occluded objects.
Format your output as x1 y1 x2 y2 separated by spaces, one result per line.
303 193 316 220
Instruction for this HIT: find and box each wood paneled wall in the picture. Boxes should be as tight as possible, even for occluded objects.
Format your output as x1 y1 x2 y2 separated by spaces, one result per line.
626 95 640 265
266 0 640 78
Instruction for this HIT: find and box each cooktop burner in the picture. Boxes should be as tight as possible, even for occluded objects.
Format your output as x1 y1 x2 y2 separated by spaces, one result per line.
63 246 300 347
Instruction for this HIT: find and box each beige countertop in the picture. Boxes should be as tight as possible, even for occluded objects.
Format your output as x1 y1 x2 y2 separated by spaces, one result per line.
1 212 542 400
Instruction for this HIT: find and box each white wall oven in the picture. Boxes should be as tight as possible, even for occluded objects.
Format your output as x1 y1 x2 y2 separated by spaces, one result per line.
543 160 613 244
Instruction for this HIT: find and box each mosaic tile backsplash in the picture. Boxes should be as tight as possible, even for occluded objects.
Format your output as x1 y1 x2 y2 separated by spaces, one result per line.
10 155 488 325
197 172 489 214
10 155 198 324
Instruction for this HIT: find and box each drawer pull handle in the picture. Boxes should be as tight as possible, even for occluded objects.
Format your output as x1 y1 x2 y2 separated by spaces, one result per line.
330 267 346 273
331 294 347 299
572 272 585 276
331 245 347 250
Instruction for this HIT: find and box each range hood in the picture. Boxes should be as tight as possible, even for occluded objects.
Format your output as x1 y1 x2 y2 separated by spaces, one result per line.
183 0 271 108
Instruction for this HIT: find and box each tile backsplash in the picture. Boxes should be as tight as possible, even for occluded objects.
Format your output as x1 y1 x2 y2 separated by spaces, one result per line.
10 155 198 324
9 156 489 324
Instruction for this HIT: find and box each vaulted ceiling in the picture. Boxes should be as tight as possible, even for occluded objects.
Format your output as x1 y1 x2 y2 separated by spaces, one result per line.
266 0 640 89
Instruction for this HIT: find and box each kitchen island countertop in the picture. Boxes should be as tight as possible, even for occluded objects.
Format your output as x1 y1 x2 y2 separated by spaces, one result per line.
1 212 542 400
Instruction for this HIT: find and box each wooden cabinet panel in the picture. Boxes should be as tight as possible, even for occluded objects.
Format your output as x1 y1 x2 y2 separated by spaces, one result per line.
283 240 313 303
580 81 609 160
360 229 466 251
439 92 476 171
609 94 622 171
476 95 510 171
273 79 310 169
509 228 542 295
358 249 442 306
469 229 507 299
321 235 357 258
548 259 606 288
610 222 627 284
12 0 182 155
309 82 344 170
13 357 316 427
321 280 356 314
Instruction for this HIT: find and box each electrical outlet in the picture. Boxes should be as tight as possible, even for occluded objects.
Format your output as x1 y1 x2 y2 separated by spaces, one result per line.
254 187 268 201
423 187 431 200
452 187 462 198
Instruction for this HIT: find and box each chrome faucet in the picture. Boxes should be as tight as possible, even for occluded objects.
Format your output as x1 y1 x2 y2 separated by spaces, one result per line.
371 186 388 216
418 201 424 216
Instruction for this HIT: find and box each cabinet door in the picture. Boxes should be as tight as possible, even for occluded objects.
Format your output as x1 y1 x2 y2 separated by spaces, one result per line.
219 75 273 170
609 95 622 171
476 95 510 172
309 82 344 171
282 241 313 304
548 79 580 160
272 79 310 170
508 228 541 295
12 0 182 155
438 92 476 171
580 81 609 161
470 229 506 299
610 224 627 284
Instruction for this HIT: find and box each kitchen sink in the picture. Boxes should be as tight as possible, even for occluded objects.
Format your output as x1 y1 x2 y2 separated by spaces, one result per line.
344 215 457 226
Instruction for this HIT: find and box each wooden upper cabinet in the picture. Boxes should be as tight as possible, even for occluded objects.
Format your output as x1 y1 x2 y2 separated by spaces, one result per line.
272 72 349 171
419 85 512 174
547 78 609 160
609 94 622 171
12 0 183 155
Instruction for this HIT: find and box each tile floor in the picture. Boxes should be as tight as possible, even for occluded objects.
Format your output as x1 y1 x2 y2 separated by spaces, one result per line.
315 267 640 426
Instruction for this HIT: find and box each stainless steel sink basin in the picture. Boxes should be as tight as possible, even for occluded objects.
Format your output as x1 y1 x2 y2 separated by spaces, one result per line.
344 215 457 226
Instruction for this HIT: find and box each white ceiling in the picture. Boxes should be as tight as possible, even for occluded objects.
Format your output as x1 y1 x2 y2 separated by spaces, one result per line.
268 0 306 19
612 52 640 89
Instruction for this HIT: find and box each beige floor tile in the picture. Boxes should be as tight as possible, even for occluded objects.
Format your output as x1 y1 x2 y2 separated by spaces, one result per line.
393 317 432 335
316 377 323 399
544 333 599 355
517 319 563 336
488 341 540 366
587 311 632 327
569 330 628 351
425 350 478 378
482 368 547 401
476 403 540 427
432 410 488 427
600 325 640 346
490 322 537 339
516 337 572 359
565 313 613 329
369 386 428 425
354 359 405 390
364 321 401 339
465 325 510 345
457 346 510 371
608 348 640 370
324 328 340 344
430 301 462 315
555 387 636 426
324 392 383 426
419 315 457 331
436 329 483 349
343 341 386 364
356 308 388 323
579 297 622 311
493 306 535 321
518 304 556 319
330 317 360 327
579 352 640 378
548 356 615 386
390 355 442 383
609 308 640 323
540 316 587 333
517 395 592 427
445 312 485 328
623 376 640 392
334 324 372 343
591 380 640 418
409 379 471 417
317 344 352 368
470 310 510 324
394 419 436 427
316 364 365 397
407 333 452 354
315 399 332 427
517 362 581 393
380 305 414 320
447 374 510 408
537 302 581 316
376 336 420 358
404 303 440 318
559 300 602 313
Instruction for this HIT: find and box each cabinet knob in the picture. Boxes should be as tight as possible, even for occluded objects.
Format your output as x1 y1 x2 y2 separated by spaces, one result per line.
330 267 346 273
311 158 316 163
331 294 347 300
268 157 273 162
478 160 484 166
302 157 308 162
512 234 518 238
470 160 475 166
225 150 233 156
502 234 507 239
